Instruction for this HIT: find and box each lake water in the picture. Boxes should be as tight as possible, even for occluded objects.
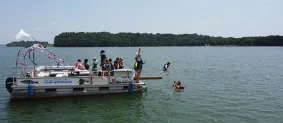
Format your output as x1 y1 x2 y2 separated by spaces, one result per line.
0 46 282 123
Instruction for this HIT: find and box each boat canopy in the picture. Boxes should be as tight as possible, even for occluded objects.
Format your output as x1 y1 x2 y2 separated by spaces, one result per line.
15 43 70 76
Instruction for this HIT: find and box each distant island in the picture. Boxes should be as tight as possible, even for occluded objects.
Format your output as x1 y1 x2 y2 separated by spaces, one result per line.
6 41 53 47
53 32 283 47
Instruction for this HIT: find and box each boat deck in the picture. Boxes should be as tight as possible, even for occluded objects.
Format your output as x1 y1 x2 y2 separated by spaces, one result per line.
30 66 136 78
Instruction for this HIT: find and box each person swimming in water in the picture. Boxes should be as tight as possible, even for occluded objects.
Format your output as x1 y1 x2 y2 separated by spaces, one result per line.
176 81 181 86
161 61 174 76
173 81 181 87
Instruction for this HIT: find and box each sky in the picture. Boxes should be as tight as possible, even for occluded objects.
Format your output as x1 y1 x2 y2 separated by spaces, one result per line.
0 0 282 44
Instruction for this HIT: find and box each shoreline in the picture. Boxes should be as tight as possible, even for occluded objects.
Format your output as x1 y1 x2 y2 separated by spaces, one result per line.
5 45 283 48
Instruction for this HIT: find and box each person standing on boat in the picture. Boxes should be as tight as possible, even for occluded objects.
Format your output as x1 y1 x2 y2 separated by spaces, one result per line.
134 48 145 83
91 57 98 75
100 50 107 68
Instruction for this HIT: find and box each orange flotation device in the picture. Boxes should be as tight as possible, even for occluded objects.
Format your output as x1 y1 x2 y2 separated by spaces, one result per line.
176 85 184 89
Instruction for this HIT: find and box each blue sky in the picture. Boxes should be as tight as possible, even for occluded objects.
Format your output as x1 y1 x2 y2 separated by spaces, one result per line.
0 0 282 44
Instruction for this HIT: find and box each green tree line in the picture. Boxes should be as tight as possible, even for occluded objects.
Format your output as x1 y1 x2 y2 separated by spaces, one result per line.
53 32 283 47
7 41 49 47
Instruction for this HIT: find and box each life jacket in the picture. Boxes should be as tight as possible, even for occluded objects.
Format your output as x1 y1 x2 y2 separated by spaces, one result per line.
92 61 97 69
105 63 111 71
114 60 119 69
119 61 124 66
119 61 124 69
134 57 143 69
163 64 169 69
134 61 138 68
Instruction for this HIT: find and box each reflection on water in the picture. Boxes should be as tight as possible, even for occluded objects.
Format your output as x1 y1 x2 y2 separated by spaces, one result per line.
4 93 147 123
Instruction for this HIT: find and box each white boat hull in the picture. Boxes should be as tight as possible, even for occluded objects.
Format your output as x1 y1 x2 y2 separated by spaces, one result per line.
6 66 147 101
9 83 147 100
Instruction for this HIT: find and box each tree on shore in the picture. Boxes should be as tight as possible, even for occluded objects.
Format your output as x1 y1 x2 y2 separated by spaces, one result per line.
53 32 283 47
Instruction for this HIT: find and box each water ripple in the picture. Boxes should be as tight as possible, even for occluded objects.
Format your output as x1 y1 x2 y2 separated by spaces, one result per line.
0 47 283 123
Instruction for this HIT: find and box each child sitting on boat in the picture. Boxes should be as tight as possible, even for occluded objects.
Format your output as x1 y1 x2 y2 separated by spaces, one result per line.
114 57 119 69
104 59 111 71
84 59 90 70
109 58 114 70
119 57 124 69
75 59 85 71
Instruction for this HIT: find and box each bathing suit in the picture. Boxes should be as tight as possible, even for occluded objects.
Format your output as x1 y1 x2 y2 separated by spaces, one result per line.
75 62 83 70
134 57 143 70
84 62 90 70
163 64 170 71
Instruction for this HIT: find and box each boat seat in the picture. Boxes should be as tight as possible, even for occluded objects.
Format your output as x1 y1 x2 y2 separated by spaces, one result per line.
37 72 49 77
55 73 68 77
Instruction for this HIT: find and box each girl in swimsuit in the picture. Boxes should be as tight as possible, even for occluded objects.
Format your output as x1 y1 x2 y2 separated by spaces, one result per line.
75 59 84 70
134 48 146 83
